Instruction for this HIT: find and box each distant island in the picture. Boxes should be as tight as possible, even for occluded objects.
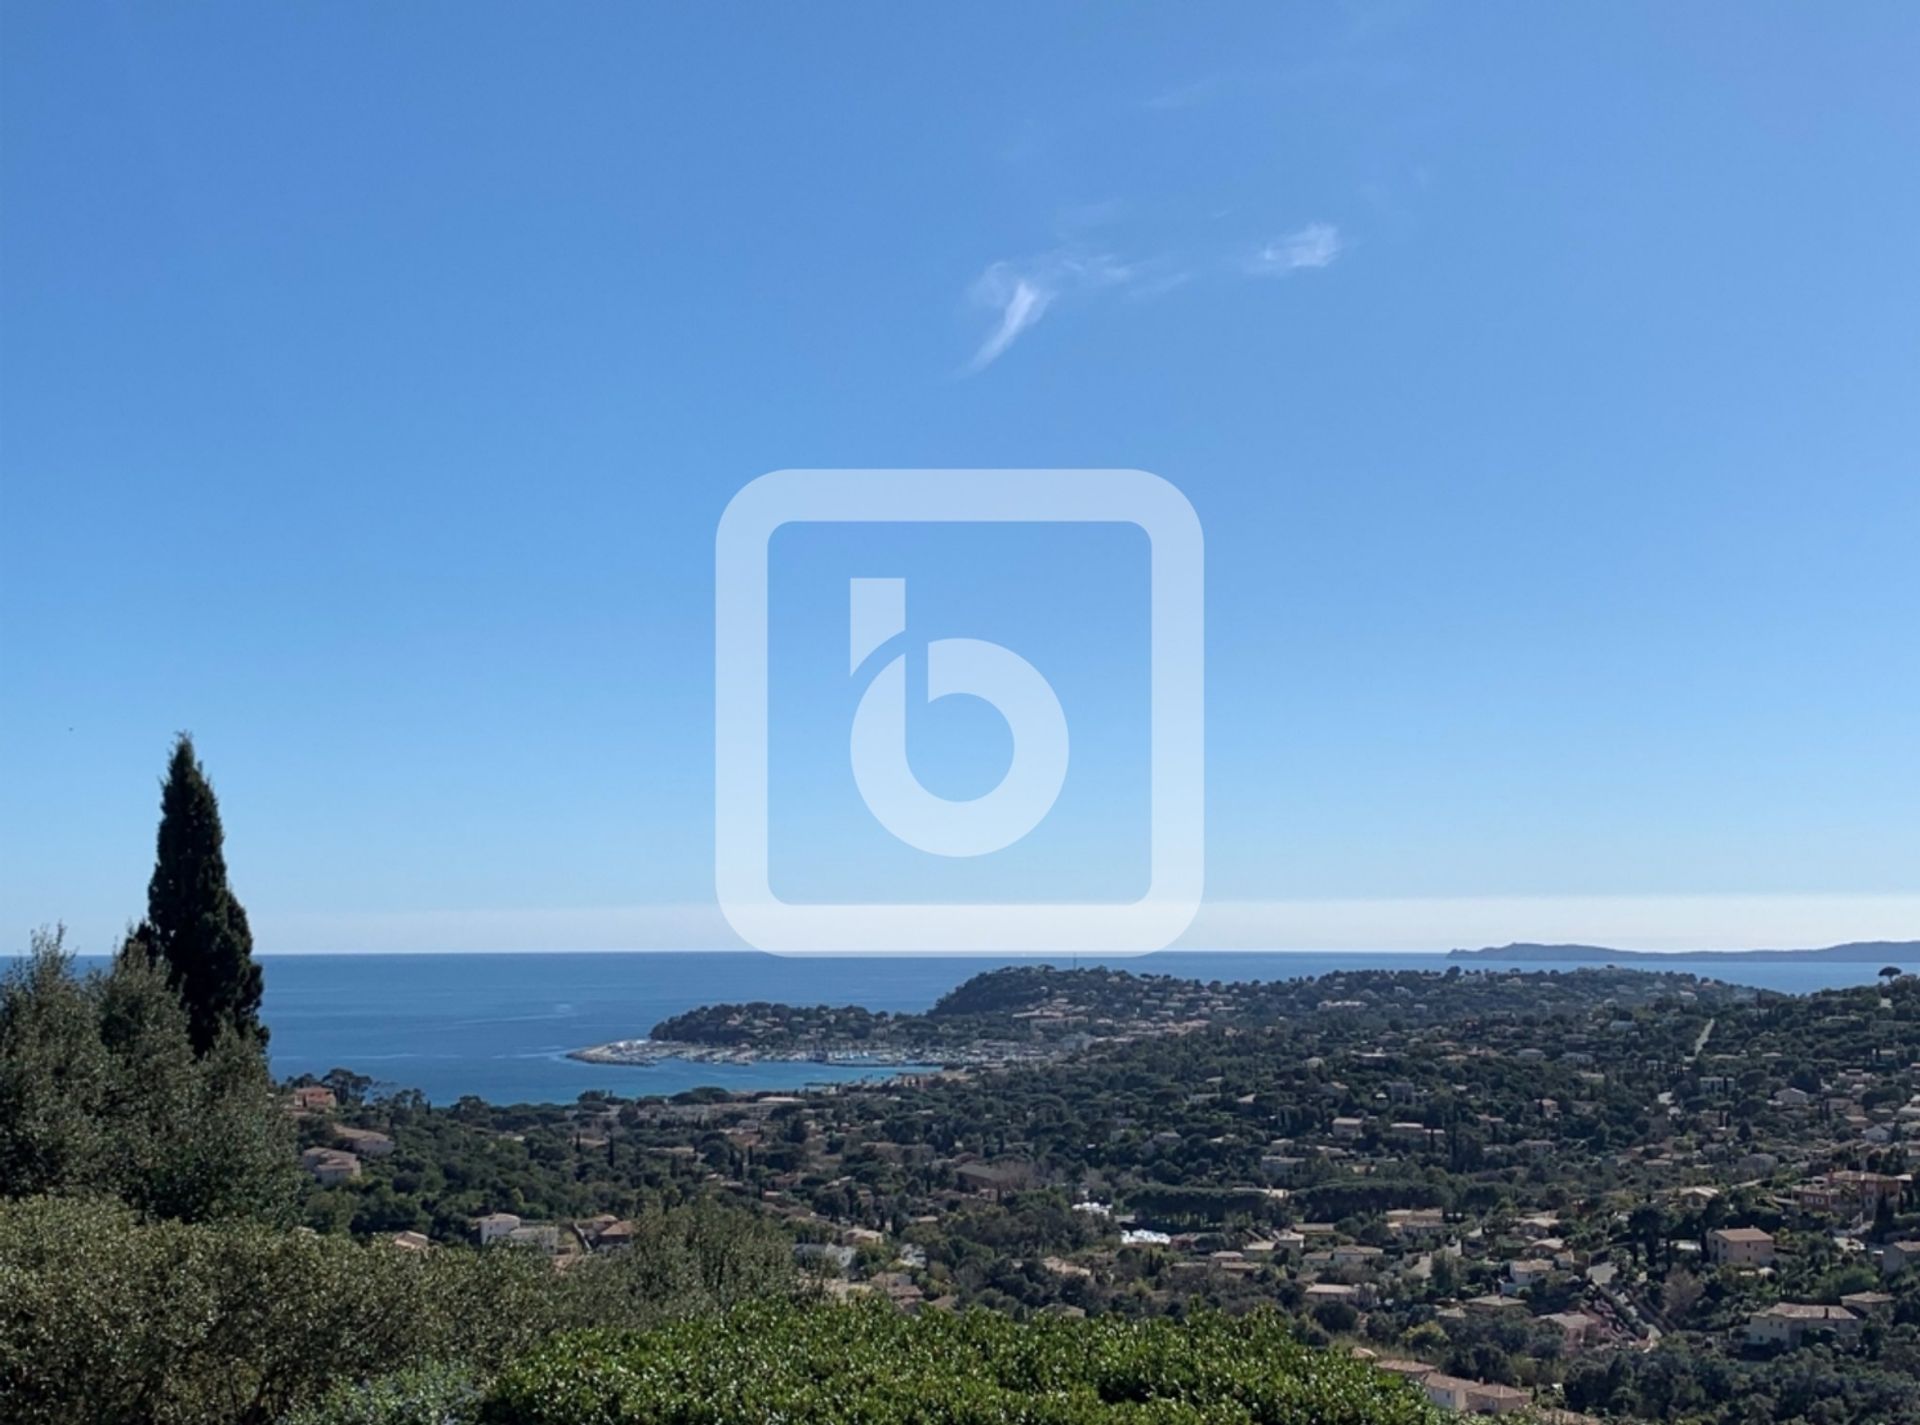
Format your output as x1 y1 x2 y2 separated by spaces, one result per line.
1450 938 1920 964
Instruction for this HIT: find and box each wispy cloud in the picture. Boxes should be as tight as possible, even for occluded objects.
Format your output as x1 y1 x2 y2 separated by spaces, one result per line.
968 272 1052 372
965 250 1137 372
963 221 1342 372
1246 222 1342 275
1144 75 1230 111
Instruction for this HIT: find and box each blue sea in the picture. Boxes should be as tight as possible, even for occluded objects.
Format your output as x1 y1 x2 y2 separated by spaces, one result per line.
245 950 1907 1104
25 950 1909 1105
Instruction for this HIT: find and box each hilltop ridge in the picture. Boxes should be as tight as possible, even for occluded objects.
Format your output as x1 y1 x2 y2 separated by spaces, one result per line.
1450 939 1920 964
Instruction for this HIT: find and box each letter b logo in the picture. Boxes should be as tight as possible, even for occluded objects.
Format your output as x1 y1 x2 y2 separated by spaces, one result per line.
714 468 1202 954
848 578 1069 857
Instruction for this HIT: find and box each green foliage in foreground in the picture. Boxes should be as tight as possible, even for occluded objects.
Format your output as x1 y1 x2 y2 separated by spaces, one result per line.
480 1302 1446 1425
0 930 297 1223
283 1364 482 1425
0 1194 795 1425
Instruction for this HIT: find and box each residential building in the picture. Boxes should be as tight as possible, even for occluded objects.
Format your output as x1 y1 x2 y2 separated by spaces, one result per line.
1465 1382 1532 1415
1421 1374 1530 1415
1303 1282 1358 1302
505 1223 562 1253
1881 1239 1920 1277
475 1211 522 1246
333 1126 395 1158
595 1220 635 1250
1794 1171 1903 1215
299 1147 360 1186
1505 1258 1552 1293
1706 1227 1775 1268
1420 1375 1476 1412
1745 1303 1861 1347
1541 1312 1597 1350
1375 1360 1434 1384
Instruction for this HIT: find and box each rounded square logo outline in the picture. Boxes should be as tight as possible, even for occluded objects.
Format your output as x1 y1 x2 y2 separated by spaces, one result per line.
715 469 1202 953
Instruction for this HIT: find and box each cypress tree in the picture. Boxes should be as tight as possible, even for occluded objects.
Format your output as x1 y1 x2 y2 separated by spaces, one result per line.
138 734 266 1055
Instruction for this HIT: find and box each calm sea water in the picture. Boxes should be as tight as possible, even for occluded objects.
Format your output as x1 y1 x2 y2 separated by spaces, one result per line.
31 950 1909 1105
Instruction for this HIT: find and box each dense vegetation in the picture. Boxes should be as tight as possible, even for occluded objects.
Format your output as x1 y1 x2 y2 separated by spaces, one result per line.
478 1302 1444 1425
298 962 1920 1423
0 944 801 1425
649 961 1731 1055
0 930 296 1222
0 1193 795 1425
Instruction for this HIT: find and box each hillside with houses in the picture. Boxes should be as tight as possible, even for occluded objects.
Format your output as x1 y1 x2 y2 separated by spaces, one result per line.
284 963 1920 1423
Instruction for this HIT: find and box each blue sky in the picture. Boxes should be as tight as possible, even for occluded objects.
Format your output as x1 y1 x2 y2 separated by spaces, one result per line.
3 4 1918 953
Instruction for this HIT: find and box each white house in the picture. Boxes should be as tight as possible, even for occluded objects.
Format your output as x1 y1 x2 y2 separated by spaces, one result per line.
1746 1303 1860 1347
475 1212 522 1245
1504 1258 1552 1293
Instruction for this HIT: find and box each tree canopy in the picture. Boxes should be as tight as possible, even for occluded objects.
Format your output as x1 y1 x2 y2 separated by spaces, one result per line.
137 734 265 1054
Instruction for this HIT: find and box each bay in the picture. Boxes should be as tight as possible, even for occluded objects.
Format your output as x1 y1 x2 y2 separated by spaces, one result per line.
23 949 1903 1105
242 949 1902 1104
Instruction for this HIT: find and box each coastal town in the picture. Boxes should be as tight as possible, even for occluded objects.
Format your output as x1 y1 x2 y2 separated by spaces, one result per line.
291 962 1920 1422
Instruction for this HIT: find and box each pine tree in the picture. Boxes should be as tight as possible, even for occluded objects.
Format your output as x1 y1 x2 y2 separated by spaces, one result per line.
138 734 266 1054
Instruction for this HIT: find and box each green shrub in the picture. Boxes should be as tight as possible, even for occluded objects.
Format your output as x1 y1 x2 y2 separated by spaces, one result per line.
0 1194 795 1425
281 1363 481 1425
481 1300 1445 1425
0 931 298 1224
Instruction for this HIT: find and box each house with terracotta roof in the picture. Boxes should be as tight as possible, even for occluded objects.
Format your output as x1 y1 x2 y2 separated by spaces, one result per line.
288 1085 336 1113
1706 1227 1775 1268
1374 1360 1434 1383
1746 1302 1860 1347
1541 1312 1599 1350
299 1146 360 1185
1420 1374 1530 1414
333 1126 395 1159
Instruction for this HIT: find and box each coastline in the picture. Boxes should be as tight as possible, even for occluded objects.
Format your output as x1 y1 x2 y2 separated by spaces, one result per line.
233 951 1909 1105
566 1038 945 1071
565 1035 1069 1075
